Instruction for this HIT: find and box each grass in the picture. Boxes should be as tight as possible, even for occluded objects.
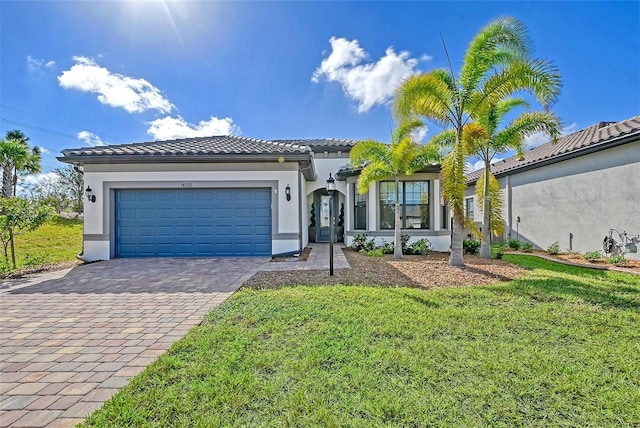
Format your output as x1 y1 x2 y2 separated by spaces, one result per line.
83 256 640 427
9 216 82 269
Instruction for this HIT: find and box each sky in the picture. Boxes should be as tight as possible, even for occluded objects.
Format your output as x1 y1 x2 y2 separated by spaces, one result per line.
1 0 639 178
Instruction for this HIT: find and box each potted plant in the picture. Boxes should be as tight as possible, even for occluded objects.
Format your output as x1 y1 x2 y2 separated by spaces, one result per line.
337 202 344 242
309 202 316 242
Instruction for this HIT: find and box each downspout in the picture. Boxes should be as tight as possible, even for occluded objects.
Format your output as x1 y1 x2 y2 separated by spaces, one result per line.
298 160 313 253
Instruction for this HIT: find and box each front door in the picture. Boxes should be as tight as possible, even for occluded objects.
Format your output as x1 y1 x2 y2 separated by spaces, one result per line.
315 190 338 242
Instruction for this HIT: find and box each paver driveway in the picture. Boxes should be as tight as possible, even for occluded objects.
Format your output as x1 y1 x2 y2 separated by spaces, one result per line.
0 257 270 428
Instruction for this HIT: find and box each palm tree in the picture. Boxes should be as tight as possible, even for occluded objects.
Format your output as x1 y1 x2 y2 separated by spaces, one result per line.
470 99 562 258
0 130 41 197
350 119 439 259
394 16 561 266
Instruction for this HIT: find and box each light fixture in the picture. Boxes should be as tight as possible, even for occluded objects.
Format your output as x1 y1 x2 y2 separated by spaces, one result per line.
85 186 96 203
327 173 336 276
285 184 291 201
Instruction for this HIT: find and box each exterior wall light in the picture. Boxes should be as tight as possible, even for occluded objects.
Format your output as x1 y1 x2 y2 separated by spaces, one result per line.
85 186 96 203
285 184 291 201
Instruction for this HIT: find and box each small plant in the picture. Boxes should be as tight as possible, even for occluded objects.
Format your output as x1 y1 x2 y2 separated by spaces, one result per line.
351 233 369 251
407 238 432 255
22 252 49 269
583 251 602 262
378 240 394 255
491 243 504 259
506 238 522 250
400 234 411 252
309 202 316 227
607 255 627 265
463 239 481 255
547 241 560 255
520 242 533 252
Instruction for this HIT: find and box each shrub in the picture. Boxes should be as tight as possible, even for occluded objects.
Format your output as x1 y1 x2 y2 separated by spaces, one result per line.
583 251 602 262
607 255 627 265
547 241 560 255
363 248 384 257
352 234 370 251
520 242 533 252
378 240 394 255
506 238 522 250
22 252 49 269
463 239 481 255
407 238 432 255
491 243 504 259
400 234 411 252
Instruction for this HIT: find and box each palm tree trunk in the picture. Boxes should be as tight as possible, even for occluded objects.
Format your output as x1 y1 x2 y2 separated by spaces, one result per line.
480 164 492 259
1 165 12 198
449 217 464 266
394 177 402 259
9 227 16 269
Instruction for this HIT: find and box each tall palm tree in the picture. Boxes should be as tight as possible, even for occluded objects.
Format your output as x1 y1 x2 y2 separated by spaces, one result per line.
350 119 439 259
394 16 561 266
470 99 562 258
0 130 41 197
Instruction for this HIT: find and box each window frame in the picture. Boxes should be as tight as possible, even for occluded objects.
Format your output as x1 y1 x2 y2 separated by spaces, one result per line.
379 180 430 230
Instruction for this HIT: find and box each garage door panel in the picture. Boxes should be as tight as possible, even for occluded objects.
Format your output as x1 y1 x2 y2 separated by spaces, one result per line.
116 188 271 257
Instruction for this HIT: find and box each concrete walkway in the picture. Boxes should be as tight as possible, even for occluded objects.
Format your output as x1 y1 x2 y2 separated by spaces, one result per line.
0 245 349 427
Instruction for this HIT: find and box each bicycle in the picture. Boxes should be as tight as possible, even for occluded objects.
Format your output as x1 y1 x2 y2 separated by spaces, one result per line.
603 229 639 258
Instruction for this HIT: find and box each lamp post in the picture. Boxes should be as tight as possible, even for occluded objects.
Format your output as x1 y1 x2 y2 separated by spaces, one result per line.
326 173 336 276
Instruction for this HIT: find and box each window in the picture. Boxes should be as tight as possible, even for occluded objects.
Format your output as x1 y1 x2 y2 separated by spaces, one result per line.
379 181 429 229
354 188 367 230
465 198 474 220
442 204 448 229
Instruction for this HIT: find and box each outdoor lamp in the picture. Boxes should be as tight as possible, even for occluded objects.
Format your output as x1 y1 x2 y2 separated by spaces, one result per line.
85 186 96 203
285 184 291 201
326 173 336 192
327 173 336 276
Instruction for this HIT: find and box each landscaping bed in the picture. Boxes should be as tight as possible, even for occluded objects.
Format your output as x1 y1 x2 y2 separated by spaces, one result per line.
244 248 527 289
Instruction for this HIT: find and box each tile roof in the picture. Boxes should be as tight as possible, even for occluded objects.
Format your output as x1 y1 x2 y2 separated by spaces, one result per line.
273 138 358 149
60 135 311 158
466 115 640 182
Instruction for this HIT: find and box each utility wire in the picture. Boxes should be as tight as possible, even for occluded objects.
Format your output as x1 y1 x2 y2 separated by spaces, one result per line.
0 118 80 140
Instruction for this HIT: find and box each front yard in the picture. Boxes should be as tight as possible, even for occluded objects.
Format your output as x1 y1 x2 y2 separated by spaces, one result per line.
82 256 640 427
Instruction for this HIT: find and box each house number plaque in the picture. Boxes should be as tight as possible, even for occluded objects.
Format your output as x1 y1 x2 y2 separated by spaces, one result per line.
180 183 193 188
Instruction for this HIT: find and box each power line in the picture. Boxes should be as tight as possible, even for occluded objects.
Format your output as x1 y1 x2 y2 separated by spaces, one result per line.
0 118 80 140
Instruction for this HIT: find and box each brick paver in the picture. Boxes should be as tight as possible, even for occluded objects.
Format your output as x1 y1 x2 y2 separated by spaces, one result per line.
0 245 349 426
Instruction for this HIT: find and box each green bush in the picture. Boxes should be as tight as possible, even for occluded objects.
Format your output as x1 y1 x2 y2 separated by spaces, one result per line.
463 239 481 255
520 242 533 252
547 241 560 255
378 240 394 255
583 251 602 262
352 234 375 252
407 238 432 255
607 255 627 265
491 244 505 259
506 238 522 250
362 248 384 257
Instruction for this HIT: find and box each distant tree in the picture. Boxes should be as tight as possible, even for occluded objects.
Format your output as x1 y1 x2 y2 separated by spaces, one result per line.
0 130 42 197
54 165 84 214
27 175 69 214
0 197 54 269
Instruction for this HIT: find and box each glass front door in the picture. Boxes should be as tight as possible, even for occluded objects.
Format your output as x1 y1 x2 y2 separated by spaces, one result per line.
315 190 337 242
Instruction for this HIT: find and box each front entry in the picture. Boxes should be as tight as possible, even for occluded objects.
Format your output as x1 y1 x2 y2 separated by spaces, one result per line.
314 189 338 243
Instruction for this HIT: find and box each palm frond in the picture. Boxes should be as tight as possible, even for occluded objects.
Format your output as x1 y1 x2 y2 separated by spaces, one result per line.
392 118 425 145
493 110 562 154
350 140 391 168
425 129 456 152
393 71 455 125
461 122 489 155
357 162 393 194
475 170 504 236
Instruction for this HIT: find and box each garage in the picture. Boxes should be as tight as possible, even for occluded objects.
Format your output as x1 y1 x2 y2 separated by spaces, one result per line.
115 188 272 257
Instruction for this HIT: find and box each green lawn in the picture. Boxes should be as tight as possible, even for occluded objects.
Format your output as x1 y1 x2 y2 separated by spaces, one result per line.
83 256 640 427
11 216 82 268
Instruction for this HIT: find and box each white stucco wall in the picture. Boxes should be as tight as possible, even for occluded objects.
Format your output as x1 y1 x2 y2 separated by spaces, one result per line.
508 142 640 259
81 162 302 260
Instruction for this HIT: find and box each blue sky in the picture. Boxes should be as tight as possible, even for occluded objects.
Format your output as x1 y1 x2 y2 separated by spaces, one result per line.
1 1 638 176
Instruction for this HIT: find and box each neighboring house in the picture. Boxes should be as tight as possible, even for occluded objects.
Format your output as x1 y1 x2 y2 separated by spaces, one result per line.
465 115 640 260
58 136 450 261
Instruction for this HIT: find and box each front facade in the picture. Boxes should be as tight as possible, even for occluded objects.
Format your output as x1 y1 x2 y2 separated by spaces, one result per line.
59 136 450 261
465 115 640 260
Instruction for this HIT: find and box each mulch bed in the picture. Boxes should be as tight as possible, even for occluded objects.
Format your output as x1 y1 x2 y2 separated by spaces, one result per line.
271 247 312 262
242 248 527 290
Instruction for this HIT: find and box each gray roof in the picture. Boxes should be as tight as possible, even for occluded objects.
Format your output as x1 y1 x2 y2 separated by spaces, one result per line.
60 135 311 159
273 138 357 151
466 115 640 183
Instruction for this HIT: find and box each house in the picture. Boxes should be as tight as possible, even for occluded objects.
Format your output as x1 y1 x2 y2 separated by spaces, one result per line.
465 115 640 260
58 136 450 261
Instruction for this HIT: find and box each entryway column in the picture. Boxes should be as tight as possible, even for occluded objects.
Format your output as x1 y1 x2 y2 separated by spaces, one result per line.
433 178 441 231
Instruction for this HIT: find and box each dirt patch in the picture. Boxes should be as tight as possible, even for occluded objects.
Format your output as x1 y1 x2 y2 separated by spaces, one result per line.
243 248 527 289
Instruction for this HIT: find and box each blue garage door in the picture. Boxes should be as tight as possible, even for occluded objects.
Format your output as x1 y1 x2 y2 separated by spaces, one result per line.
115 188 271 257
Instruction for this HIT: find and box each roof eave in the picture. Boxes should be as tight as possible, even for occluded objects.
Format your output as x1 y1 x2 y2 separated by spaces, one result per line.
56 153 313 165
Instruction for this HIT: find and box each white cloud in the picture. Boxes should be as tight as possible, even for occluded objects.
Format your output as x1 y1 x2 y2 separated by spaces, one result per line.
17 172 59 196
146 115 240 140
410 125 429 143
467 157 506 174
312 37 424 112
524 122 577 149
77 131 105 146
26 55 56 72
58 56 174 114
38 147 50 154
